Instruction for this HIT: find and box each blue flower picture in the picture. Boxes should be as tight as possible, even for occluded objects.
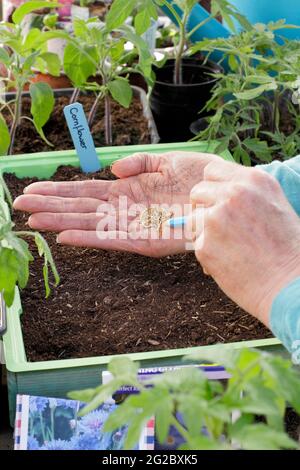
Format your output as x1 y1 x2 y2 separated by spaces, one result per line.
27 396 128 450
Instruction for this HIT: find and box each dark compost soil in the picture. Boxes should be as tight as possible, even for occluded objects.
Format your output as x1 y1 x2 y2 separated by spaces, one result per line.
5 165 272 362
7 95 151 155
285 409 300 443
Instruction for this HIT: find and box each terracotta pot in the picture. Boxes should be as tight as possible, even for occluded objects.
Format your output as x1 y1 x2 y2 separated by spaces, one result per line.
29 72 72 90
89 1 109 19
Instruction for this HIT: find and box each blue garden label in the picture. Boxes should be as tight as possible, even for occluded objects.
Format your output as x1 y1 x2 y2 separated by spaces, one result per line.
63 102 101 173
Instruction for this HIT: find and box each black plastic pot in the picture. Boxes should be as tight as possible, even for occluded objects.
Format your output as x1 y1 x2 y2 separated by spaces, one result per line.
150 58 221 142
190 117 210 136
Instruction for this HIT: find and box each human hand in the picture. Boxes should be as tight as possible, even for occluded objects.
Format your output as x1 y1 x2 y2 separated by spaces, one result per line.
13 151 219 257
190 159 300 327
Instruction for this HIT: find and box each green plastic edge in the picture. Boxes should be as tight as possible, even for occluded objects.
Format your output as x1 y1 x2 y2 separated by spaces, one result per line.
1 141 282 373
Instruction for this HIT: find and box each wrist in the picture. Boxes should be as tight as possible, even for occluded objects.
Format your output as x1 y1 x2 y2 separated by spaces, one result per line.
256 254 300 327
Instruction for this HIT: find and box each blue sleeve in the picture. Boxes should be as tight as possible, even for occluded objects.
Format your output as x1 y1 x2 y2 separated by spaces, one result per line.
260 155 300 216
270 278 300 356
259 157 300 353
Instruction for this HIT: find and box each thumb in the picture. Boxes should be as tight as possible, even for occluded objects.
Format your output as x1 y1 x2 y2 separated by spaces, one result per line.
111 153 162 178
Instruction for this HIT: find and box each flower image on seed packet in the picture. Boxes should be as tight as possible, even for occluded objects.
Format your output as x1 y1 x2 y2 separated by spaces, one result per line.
14 395 154 450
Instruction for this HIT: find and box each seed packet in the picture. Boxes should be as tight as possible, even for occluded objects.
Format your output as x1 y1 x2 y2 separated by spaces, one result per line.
14 394 154 450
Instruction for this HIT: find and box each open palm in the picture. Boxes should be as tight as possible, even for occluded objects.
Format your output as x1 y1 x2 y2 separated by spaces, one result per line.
13 151 218 257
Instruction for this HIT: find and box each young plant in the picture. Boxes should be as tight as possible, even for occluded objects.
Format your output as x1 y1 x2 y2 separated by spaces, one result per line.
0 177 59 307
105 0 251 85
70 348 300 450
191 22 300 164
62 16 154 145
0 1 61 156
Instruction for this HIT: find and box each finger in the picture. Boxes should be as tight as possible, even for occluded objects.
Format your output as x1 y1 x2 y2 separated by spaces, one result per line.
193 232 211 275
57 230 142 253
203 159 240 182
190 181 228 206
28 210 135 232
185 208 205 242
13 194 106 214
23 180 111 200
111 153 162 178
28 212 104 231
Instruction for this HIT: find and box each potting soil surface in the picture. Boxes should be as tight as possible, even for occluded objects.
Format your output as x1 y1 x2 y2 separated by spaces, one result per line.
6 95 151 155
6 166 272 361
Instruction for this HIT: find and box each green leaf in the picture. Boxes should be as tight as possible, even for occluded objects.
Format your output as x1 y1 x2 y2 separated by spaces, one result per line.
234 83 277 100
0 47 11 66
106 0 136 31
228 54 239 71
119 25 153 81
107 78 133 108
108 357 139 377
104 402 137 431
22 51 40 72
23 28 43 51
0 247 18 306
6 235 33 282
12 2 59 25
124 414 149 450
0 115 10 156
29 82 54 140
0 174 13 209
39 52 61 77
34 232 59 297
155 397 174 443
134 9 152 36
242 138 272 162
68 385 102 404
79 379 132 415
63 43 97 87
179 435 222 450
231 423 298 450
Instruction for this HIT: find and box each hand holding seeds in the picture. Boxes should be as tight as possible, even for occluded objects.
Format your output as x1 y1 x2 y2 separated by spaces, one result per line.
190 159 300 328
13 151 217 257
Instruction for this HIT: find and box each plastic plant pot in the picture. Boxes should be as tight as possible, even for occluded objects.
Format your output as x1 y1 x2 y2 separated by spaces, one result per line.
150 58 221 143
4 85 159 147
228 0 300 40
0 142 283 426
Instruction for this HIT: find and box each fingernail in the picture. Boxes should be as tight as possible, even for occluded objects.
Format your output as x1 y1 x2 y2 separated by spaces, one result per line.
56 236 61 244
23 187 29 193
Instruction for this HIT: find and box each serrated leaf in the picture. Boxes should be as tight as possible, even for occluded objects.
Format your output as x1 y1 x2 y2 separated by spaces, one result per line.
34 232 59 297
124 414 148 450
234 83 277 100
232 423 298 450
108 357 139 377
153 391 174 443
0 247 18 306
104 402 136 431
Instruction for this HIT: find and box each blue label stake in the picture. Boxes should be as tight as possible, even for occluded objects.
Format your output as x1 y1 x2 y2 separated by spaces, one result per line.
167 216 187 228
63 102 101 173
